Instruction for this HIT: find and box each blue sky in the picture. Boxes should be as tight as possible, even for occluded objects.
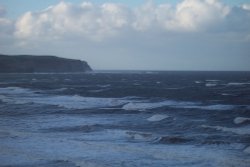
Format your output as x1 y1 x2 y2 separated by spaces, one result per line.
0 0 250 71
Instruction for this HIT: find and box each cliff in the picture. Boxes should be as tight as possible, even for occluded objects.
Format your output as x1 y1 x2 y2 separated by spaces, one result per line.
0 54 92 73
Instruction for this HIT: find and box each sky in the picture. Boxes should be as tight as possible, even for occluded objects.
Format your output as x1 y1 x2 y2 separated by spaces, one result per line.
0 0 250 71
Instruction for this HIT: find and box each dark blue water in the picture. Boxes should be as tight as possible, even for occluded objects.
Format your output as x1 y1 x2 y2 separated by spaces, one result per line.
0 71 250 166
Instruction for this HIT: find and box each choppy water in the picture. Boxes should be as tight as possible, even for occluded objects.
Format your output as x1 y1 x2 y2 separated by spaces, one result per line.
0 71 250 167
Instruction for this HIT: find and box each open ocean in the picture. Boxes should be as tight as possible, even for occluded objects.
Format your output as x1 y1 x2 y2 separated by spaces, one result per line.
0 71 250 167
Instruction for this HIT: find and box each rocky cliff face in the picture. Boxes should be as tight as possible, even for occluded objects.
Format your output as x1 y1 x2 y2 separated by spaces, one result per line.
0 55 92 73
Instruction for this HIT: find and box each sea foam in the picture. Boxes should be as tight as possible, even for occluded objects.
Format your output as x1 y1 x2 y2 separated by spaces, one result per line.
202 125 250 135
234 117 250 124
0 87 129 109
147 114 169 122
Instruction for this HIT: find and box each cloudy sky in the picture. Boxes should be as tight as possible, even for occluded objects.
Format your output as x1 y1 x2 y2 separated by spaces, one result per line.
0 0 250 71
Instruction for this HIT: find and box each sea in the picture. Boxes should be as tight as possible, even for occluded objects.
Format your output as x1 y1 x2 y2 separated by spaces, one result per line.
0 71 250 167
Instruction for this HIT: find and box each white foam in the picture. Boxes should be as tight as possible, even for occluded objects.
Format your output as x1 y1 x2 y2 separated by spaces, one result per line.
30 95 128 109
221 93 233 96
165 87 184 90
0 87 238 112
122 100 183 111
244 146 250 154
206 80 220 82
122 100 232 111
97 84 111 88
202 125 250 135
125 131 156 141
88 89 107 93
181 104 235 111
122 100 199 111
234 117 250 124
205 83 217 87
0 87 34 95
227 82 250 86
55 88 68 92
0 87 130 109
147 114 169 122
122 101 167 111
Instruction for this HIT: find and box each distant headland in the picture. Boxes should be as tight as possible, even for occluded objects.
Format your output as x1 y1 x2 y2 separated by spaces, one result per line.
0 54 92 73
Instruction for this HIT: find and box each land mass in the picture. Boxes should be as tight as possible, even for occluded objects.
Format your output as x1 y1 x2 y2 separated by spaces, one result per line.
0 54 92 73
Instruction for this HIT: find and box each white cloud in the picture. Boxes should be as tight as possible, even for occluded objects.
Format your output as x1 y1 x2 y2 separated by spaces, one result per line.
14 0 247 42
0 5 14 37
1 0 250 70
242 3 250 10
170 0 230 31
15 2 131 41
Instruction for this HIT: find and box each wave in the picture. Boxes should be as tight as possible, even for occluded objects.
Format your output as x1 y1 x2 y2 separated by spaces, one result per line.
88 89 108 93
180 104 236 111
0 87 130 109
147 114 169 122
244 146 250 154
234 117 250 125
0 87 244 111
195 81 202 84
122 101 169 111
201 125 250 135
155 136 192 144
206 80 220 82
205 83 217 87
227 82 250 86
18 95 128 109
122 101 199 111
0 87 34 95
125 131 156 142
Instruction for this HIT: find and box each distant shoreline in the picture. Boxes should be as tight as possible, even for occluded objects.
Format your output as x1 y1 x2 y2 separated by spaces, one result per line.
0 54 92 73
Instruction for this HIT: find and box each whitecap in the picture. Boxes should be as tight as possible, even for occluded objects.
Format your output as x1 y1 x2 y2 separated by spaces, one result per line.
125 131 156 141
180 104 235 111
234 117 250 124
206 80 220 82
147 114 169 122
27 95 129 109
244 146 250 154
54 88 68 92
88 89 107 93
122 100 199 111
227 82 250 86
0 87 130 109
165 87 184 90
202 125 250 135
205 83 217 87
221 93 233 96
122 101 168 111
0 87 34 95
97 84 111 88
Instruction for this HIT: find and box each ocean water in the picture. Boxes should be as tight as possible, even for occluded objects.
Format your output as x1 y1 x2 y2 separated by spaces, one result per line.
0 71 250 167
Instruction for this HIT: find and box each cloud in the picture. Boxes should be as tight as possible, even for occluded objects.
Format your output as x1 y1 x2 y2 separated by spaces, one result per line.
0 5 6 17
15 2 131 41
1 0 250 70
0 5 14 38
15 0 238 40
242 3 250 10
14 0 250 42
169 0 230 31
